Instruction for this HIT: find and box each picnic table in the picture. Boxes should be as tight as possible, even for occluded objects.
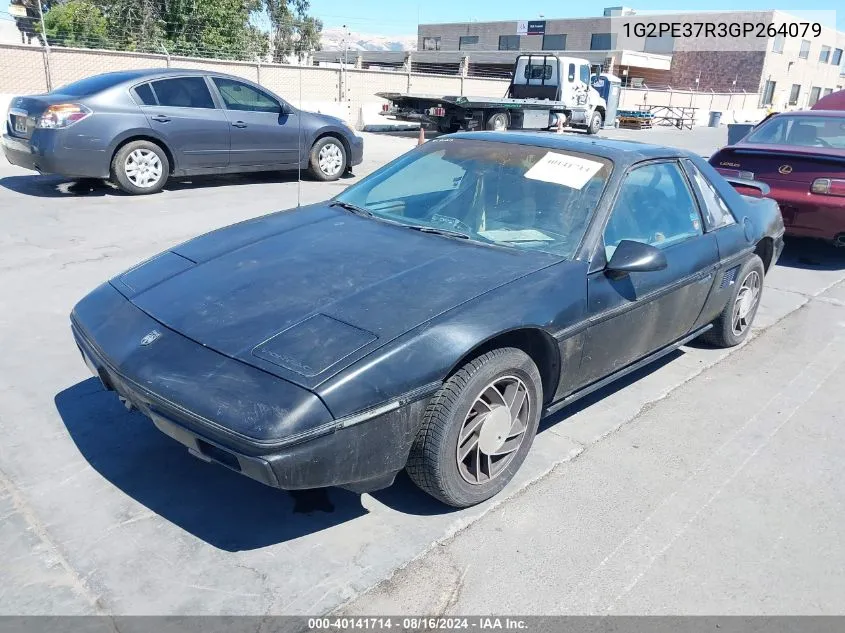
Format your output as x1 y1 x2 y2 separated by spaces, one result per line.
636 104 699 130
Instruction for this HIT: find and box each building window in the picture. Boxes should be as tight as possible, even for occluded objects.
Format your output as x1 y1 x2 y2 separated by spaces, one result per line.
808 86 822 107
833 48 843 66
761 80 776 106
422 37 440 51
799 39 811 59
458 36 479 50
542 34 566 50
788 84 801 105
823 88 833 97
772 34 785 54
644 35 674 54
590 33 614 50
820 46 831 63
498 35 520 51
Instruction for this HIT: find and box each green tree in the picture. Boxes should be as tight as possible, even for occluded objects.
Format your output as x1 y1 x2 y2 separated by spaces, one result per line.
40 0 108 48
264 0 322 63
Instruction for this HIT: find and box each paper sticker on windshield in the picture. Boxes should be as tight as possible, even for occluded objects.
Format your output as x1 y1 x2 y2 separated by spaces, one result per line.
524 152 603 190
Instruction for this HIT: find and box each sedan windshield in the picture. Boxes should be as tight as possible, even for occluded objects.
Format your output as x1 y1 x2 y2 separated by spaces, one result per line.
743 115 845 149
334 138 612 258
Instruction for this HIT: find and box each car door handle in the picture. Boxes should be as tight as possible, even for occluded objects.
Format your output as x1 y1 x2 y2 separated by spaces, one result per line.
150 115 171 123
231 121 248 128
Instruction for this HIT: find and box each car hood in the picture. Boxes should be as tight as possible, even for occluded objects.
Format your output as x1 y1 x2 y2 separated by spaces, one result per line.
113 203 556 388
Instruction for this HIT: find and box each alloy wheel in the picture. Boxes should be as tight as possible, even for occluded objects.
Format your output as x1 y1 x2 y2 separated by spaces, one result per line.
456 375 530 484
732 270 761 336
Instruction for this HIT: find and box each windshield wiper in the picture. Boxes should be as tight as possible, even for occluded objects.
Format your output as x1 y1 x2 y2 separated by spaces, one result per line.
405 225 471 239
329 201 373 217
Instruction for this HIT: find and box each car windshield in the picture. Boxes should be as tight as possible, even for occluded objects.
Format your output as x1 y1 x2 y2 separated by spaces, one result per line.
743 115 845 149
333 138 612 258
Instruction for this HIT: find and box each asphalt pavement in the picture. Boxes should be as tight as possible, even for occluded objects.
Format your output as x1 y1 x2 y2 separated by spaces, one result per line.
1 127 843 617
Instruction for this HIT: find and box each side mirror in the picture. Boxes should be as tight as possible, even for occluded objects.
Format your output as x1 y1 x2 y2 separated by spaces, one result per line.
606 240 667 278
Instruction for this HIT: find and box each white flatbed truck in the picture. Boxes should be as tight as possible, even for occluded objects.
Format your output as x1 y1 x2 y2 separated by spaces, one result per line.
378 54 608 135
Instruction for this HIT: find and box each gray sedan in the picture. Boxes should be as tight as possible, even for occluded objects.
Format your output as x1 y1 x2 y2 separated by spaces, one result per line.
2 68 364 194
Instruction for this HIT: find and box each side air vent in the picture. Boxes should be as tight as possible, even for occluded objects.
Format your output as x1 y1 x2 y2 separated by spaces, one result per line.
720 266 739 289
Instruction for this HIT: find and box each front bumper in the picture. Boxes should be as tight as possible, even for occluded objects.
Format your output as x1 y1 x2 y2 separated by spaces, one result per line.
2 129 110 178
70 283 426 493
349 133 364 167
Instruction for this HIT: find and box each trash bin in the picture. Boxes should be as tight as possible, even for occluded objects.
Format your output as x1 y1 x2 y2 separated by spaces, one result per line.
708 111 722 127
727 123 755 145
592 73 621 129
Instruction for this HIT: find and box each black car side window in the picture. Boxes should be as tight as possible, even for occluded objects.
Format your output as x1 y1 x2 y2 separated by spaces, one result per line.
133 83 157 106
684 160 737 230
212 78 281 113
604 161 703 259
151 77 216 109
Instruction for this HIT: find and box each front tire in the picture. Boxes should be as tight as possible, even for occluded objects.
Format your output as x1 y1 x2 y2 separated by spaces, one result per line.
111 140 169 195
701 254 765 348
586 111 603 135
406 348 542 508
308 136 347 181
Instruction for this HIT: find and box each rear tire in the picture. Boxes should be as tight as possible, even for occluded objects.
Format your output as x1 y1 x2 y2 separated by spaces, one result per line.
406 347 542 508
586 111 603 135
701 254 765 348
111 140 169 195
308 136 347 182
485 111 509 132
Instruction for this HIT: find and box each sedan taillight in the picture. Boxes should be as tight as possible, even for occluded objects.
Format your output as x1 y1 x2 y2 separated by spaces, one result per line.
716 167 755 180
811 178 845 197
36 103 92 129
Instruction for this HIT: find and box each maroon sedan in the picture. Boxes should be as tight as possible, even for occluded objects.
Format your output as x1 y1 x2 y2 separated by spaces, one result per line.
709 110 845 245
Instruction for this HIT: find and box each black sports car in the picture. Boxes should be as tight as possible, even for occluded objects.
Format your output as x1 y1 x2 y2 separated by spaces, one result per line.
71 132 785 507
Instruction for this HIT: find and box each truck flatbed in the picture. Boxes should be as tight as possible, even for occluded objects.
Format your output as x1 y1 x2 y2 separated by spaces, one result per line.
375 92 588 113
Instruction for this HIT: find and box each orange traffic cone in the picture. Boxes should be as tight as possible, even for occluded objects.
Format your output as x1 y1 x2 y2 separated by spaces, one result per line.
418 125 425 145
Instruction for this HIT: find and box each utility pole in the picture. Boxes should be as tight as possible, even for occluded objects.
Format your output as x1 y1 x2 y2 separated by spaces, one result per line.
36 0 52 91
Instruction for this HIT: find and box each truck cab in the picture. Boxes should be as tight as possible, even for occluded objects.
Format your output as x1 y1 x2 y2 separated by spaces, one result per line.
509 54 605 130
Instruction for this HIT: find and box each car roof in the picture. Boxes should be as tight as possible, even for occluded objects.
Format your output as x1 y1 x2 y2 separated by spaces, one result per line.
80 67 258 85
447 131 688 164
770 109 845 119
811 89 845 111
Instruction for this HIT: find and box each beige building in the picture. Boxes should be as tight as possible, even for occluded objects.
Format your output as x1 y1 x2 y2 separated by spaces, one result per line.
414 7 845 105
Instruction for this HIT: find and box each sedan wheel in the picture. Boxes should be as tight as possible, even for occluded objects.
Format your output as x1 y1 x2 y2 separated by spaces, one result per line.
407 347 542 507
701 253 765 348
124 149 163 189
308 137 347 181
731 270 761 336
111 140 170 195
457 376 531 484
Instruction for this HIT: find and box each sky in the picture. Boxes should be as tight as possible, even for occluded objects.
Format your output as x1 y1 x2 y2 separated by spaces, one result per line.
1 0 842 37
308 0 844 36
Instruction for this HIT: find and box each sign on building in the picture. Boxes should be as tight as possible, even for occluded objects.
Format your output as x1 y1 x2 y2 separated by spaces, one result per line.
517 20 546 35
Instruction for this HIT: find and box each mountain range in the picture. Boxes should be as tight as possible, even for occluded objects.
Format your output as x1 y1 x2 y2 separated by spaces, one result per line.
320 27 417 52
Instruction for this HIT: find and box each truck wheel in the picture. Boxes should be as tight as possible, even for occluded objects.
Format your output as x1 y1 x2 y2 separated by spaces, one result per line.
485 112 509 132
586 111 604 135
